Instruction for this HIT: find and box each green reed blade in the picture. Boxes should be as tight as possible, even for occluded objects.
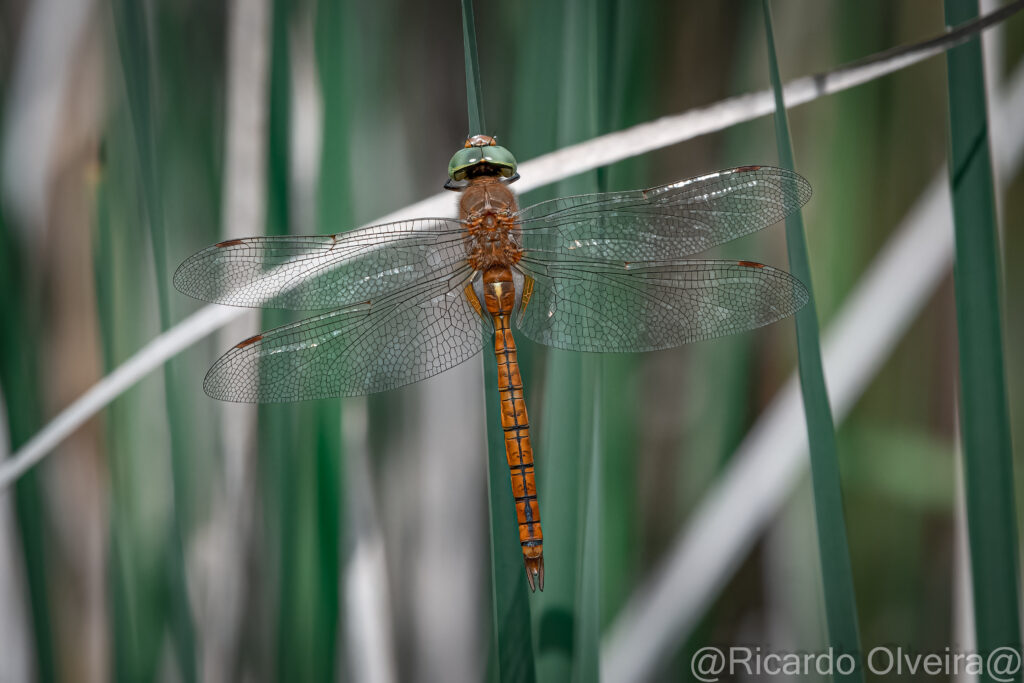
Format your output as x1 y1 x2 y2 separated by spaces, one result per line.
109 3 197 680
761 3 864 680
0 136 55 681
484 352 538 683
574 365 602 683
458 4 537 681
944 1 1021 678
461 0 486 135
264 1 342 678
532 351 583 682
592 0 655 632
313 0 351 675
262 4 302 675
573 1 634 680
95 60 179 681
532 1 601 680
486 7 560 678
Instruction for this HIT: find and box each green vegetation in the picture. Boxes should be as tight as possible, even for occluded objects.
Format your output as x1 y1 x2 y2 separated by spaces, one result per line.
944 1 1021 681
762 3 864 681
0 2 1021 682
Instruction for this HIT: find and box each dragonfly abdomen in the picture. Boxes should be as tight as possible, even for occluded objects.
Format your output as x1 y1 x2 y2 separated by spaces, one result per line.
483 266 544 592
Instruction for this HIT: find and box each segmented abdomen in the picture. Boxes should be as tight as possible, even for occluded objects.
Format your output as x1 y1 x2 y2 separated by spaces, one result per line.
493 313 544 591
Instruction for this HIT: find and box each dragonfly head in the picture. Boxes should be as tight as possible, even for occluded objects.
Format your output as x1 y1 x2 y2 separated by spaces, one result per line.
445 135 519 190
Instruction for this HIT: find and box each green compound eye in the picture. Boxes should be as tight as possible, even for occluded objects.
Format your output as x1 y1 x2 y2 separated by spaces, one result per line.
448 145 518 181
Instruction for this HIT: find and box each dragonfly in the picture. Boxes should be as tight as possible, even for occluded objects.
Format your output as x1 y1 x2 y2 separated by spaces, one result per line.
174 134 811 592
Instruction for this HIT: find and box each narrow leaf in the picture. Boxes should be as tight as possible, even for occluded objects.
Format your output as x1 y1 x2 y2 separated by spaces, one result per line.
460 3 538 680
762 2 864 681
461 0 486 135
484 357 538 683
0 100 55 680
944 1 1022 678
109 3 198 679
533 1 601 681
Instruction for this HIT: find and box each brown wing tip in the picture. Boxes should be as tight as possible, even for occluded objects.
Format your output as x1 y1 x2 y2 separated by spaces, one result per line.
737 260 765 269
235 334 263 348
215 238 245 248
524 556 544 592
735 165 762 173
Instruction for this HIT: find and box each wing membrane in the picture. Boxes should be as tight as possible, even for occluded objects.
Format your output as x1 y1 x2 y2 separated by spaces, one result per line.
174 218 468 310
515 166 810 262
515 258 808 352
204 270 482 401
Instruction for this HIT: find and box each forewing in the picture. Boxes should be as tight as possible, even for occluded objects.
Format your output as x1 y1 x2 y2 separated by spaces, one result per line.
174 218 468 310
515 166 810 261
204 272 483 401
515 259 808 352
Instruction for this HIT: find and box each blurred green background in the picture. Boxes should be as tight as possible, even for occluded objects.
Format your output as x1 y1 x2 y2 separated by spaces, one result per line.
0 1 1022 681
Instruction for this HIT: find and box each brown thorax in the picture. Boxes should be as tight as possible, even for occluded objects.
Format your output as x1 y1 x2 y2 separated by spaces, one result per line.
460 176 523 272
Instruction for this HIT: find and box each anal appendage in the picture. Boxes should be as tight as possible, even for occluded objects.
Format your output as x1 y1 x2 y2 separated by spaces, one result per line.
525 556 545 592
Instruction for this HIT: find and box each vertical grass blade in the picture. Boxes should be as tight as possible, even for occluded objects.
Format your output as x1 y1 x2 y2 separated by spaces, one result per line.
94 103 168 682
761 3 864 680
532 353 583 682
0 129 54 682
572 1 633 679
484 360 538 683
944 1 1022 676
109 3 198 680
533 1 601 680
461 0 486 135
313 0 355 677
574 369 602 683
263 1 340 678
591 0 652 634
459 4 537 682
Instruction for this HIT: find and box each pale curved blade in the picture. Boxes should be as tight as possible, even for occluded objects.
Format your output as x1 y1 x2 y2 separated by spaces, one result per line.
515 258 808 352
174 218 468 310
515 166 811 261
204 271 482 401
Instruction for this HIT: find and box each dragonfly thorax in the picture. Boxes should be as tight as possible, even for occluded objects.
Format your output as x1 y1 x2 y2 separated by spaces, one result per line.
461 176 522 271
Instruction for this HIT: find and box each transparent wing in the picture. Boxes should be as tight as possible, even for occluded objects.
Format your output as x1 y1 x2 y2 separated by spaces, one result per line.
173 218 468 310
515 166 810 261
515 258 808 352
204 270 483 401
